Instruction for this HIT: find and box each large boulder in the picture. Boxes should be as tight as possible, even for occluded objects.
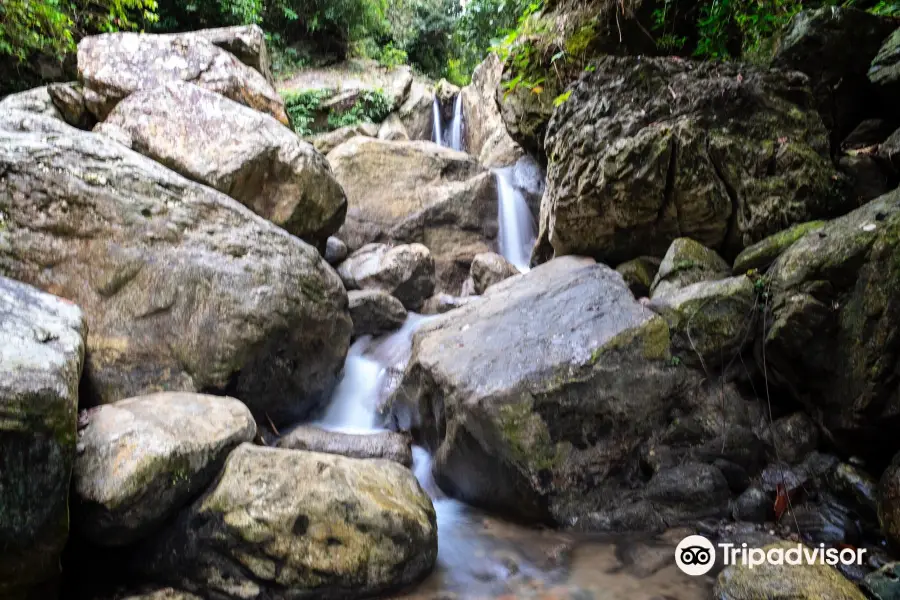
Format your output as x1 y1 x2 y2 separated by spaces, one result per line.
98 81 347 248
616 257 661 298
870 29 900 110
469 252 520 294
650 238 732 300
389 256 756 529
732 220 827 274
760 189 900 456
77 32 288 124
338 243 435 311
0 111 351 426
348 289 408 337
190 25 274 85
328 138 497 293
774 7 896 148
276 426 413 466
398 81 436 141
72 393 256 546
541 56 841 265
138 444 437 598
461 54 524 168
279 60 413 114
0 276 85 599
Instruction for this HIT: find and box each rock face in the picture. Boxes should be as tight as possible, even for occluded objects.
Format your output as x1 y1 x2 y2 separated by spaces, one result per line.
761 190 900 454
72 393 256 546
398 81 435 141
871 29 900 99
461 54 523 168
732 221 827 274
139 444 437 599
541 57 840 265
0 86 65 121
190 25 274 85
378 113 409 142
390 256 751 529
650 238 732 300
774 7 896 148
77 32 288 124
0 276 85 599
276 426 413 466
98 81 346 248
715 541 865 600
0 111 351 426
348 290 408 337
470 252 520 294
649 276 756 370
338 244 435 311
328 137 497 293
616 257 661 298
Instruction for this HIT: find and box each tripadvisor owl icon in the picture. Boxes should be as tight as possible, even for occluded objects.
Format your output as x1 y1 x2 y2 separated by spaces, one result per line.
675 535 716 576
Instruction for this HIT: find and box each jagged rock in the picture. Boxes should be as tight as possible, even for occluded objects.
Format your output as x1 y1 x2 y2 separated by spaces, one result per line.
732 221 827 274
870 29 900 105
839 154 893 206
0 111 351 426
645 462 730 516
842 119 896 152
398 81 436 141
97 81 346 248
137 444 437 598
389 256 753 529
715 541 866 600
325 236 349 265
47 82 93 129
772 412 820 464
879 127 900 174
338 243 435 311
775 6 896 148
470 252 520 294
760 190 900 454
72 393 255 546
0 276 85 599
348 290 408 337
541 57 841 265
190 25 274 85
649 276 756 370
328 137 497 293
461 54 523 168
276 426 412 466
650 238 732 300
77 32 287 124
420 293 477 315
377 113 409 141
616 257 662 298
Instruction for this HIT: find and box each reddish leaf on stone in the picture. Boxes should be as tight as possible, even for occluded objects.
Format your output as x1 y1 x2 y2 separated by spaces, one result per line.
774 483 789 520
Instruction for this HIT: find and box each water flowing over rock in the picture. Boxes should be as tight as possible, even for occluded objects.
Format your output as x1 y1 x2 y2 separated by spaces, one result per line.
77 31 288 124
650 238 732 300
72 393 256 546
276 426 412 466
98 81 346 248
540 56 841 265
0 276 85 599
348 289 408 337
137 444 437 599
328 137 497 293
338 243 436 311
774 6 896 148
461 54 524 168
389 256 755 529
760 189 900 456
0 111 351 426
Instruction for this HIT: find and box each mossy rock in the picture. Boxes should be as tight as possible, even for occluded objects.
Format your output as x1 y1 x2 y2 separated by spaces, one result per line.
651 238 731 300
733 220 827 274
616 256 661 298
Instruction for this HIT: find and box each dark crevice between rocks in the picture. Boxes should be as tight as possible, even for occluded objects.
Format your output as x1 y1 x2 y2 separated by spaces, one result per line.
706 137 742 260
656 135 680 237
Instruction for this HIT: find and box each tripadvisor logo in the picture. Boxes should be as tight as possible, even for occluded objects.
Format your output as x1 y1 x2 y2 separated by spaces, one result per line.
675 535 867 576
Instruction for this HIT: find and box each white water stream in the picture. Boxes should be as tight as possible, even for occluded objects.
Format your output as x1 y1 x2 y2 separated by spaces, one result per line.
448 94 464 152
431 94 465 152
431 97 444 147
494 166 537 272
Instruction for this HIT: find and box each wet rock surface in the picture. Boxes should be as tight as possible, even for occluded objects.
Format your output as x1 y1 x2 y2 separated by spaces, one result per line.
470 252 520 294
276 426 412 466
348 290 409 338
338 243 436 311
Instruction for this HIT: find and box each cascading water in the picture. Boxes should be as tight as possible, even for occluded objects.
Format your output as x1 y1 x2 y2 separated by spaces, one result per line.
431 97 444 146
494 166 537 272
448 94 464 152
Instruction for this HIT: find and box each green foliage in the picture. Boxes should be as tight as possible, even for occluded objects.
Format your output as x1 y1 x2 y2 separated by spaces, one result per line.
282 89 329 136
327 88 391 128
282 88 390 136
868 1 900 14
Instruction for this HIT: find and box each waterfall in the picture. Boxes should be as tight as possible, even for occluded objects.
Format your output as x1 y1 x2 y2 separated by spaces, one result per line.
495 166 537 272
431 97 443 146
448 94 464 152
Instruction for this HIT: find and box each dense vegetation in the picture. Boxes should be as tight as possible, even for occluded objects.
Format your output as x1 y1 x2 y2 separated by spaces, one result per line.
2 0 899 95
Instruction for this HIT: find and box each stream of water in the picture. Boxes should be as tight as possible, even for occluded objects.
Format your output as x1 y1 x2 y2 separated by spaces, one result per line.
432 94 465 152
495 166 537 272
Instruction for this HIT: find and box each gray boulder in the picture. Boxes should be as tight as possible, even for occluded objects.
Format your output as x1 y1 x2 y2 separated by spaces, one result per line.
276 426 412 466
328 137 497 293
732 220 827 274
650 238 732 300
348 289 408 337
190 25 274 85
0 276 85 599
760 189 900 453
377 113 409 141
98 81 346 248
73 392 256 546
389 256 751 529
0 83 91 129
77 32 287 124
461 54 524 168
308 123 378 155
541 56 841 265
324 236 349 265
771 412 819 464
138 444 437 599
338 243 436 311
420 293 477 315
398 81 435 141
0 111 351 426
470 252 520 294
